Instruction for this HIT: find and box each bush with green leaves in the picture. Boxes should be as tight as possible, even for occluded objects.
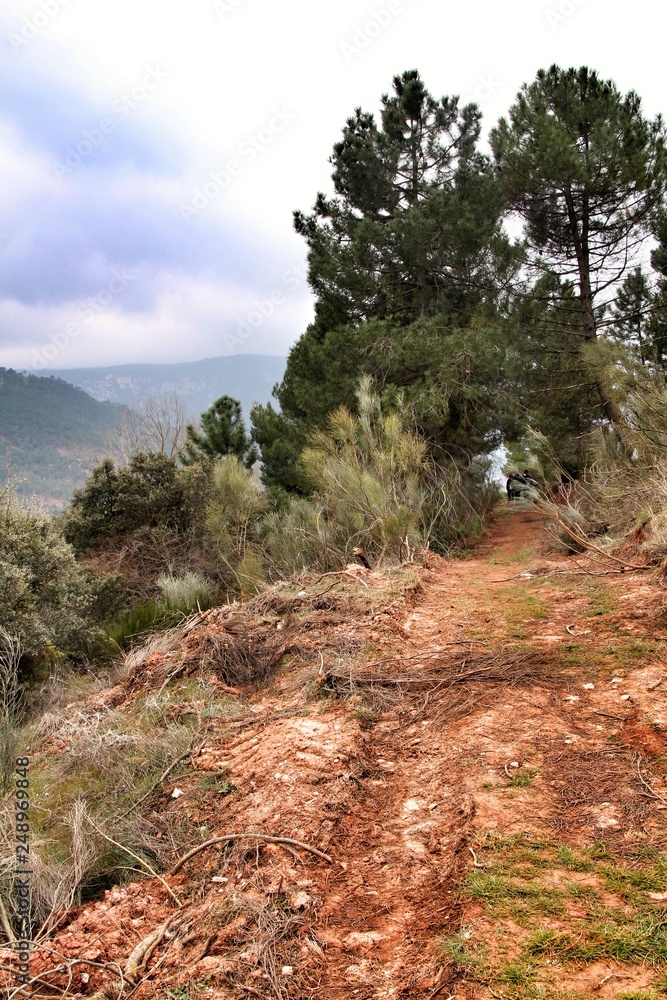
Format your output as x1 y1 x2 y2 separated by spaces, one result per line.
262 379 498 573
62 452 209 552
0 487 91 656
262 496 339 575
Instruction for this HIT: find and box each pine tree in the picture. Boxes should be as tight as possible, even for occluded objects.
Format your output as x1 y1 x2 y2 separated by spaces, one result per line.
491 65 666 431
610 267 653 362
254 71 520 490
294 69 515 331
181 396 257 468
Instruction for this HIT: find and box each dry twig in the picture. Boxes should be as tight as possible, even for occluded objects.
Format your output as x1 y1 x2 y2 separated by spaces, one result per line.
125 912 184 979
469 846 484 869
171 833 332 874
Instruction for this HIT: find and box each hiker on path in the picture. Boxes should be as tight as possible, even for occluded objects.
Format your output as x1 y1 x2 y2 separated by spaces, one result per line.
507 472 525 501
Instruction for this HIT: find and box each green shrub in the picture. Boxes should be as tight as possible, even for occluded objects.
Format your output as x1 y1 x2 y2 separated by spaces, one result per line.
105 602 179 650
298 378 429 565
0 487 91 656
262 496 340 574
205 455 268 595
62 452 209 552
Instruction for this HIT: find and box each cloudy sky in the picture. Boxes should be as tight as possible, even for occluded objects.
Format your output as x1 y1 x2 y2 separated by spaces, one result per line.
0 0 664 371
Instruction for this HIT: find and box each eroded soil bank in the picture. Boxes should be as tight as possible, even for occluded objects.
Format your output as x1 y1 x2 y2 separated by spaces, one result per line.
5 505 667 999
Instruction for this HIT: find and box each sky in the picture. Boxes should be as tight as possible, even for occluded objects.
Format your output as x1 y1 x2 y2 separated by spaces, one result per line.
0 0 665 371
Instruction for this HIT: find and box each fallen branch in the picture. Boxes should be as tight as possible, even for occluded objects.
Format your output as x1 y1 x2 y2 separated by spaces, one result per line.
324 658 529 689
427 987 454 1000
362 643 488 669
308 569 369 588
551 514 649 571
171 833 332 873
125 912 184 980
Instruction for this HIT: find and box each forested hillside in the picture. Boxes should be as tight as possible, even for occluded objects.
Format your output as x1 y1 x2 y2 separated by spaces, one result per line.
0 368 122 505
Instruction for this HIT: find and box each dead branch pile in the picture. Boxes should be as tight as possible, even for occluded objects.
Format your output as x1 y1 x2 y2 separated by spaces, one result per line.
321 649 559 723
120 577 385 695
322 648 551 690
121 606 306 692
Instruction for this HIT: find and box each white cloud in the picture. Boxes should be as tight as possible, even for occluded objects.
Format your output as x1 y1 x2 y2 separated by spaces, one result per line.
1 0 665 368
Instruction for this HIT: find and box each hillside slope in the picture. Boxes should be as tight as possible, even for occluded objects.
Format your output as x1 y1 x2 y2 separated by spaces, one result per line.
0 368 122 505
4 507 667 999
30 354 287 423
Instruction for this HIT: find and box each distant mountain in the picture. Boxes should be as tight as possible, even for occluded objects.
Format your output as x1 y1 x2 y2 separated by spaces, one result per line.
31 354 287 422
0 368 122 508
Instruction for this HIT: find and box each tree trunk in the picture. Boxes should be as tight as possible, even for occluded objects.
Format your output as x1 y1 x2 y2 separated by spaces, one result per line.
565 186 628 433
578 269 627 430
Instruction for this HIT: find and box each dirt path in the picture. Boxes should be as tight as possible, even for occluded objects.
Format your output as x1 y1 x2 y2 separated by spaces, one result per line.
15 506 667 999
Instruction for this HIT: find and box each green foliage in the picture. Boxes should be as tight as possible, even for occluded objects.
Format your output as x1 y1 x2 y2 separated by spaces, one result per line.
492 65 666 431
566 347 667 554
299 378 429 564
262 496 339 574
507 275 603 474
454 833 667 998
257 314 519 496
610 267 654 363
508 769 537 788
180 395 257 467
0 368 122 506
260 70 521 493
261 379 499 573
440 929 488 974
250 401 305 494
262 378 492 571
62 452 206 551
205 455 268 596
105 601 178 650
295 69 516 331
0 487 91 656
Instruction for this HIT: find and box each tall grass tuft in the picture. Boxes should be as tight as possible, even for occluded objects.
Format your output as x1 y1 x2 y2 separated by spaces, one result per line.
157 570 214 611
562 348 667 561
0 629 24 794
